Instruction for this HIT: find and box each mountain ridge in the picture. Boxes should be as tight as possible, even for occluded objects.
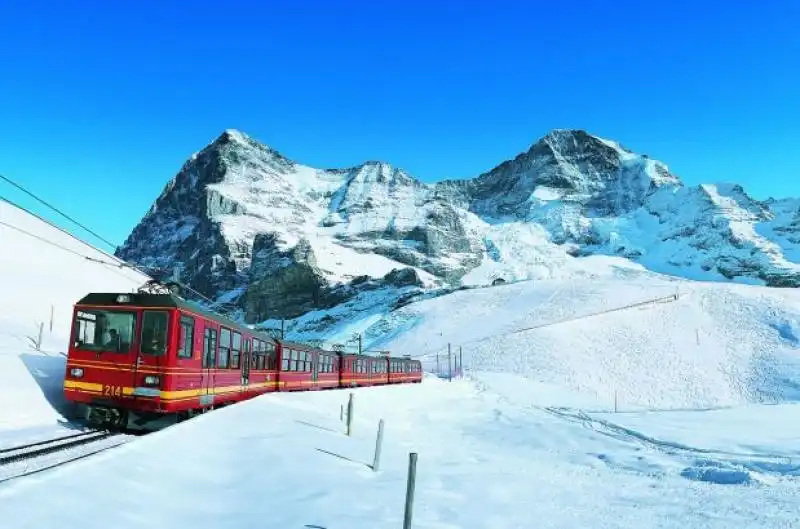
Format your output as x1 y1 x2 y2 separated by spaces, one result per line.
116 128 800 324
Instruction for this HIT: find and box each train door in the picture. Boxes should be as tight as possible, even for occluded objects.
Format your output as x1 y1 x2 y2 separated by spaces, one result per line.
242 338 251 387
201 324 217 407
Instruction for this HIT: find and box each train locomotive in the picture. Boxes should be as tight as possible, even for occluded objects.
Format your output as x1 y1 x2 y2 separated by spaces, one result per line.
62 291 422 431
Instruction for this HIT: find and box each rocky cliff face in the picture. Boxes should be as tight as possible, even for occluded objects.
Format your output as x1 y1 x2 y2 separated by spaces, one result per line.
116 128 800 323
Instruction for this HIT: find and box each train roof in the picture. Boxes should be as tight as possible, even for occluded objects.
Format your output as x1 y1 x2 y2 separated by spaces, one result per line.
75 292 274 341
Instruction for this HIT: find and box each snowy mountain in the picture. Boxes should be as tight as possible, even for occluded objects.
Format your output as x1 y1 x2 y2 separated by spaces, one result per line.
116 128 800 323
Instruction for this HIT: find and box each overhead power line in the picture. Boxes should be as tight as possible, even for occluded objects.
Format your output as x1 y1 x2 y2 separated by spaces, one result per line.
0 218 130 269
0 173 120 250
0 192 239 318
410 292 682 360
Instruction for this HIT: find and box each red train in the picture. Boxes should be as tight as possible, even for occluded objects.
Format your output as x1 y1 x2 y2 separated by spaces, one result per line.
62 292 422 431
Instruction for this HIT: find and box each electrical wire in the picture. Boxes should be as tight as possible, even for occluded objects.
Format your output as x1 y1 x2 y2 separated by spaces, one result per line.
0 173 119 250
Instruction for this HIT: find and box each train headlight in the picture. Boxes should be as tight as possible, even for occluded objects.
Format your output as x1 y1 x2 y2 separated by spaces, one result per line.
144 375 160 386
116 294 131 303
69 367 84 378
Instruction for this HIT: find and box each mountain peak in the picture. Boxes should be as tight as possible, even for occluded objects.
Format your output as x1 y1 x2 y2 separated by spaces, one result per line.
536 128 634 156
203 129 295 169
221 128 250 143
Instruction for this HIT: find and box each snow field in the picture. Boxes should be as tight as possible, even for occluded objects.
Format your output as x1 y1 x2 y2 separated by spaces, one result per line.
2 376 800 528
373 272 800 411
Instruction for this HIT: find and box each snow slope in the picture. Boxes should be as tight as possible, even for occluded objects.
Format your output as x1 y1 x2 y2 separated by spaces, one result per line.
0 198 149 431
2 202 800 527
369 272 800 410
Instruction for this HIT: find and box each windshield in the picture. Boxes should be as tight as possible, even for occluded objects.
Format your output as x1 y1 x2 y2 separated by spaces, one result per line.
73 309 136 353
140 311 169 356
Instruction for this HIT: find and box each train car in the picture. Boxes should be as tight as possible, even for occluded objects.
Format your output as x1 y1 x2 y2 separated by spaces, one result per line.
389 356 423 384
63 290 423 432
274 340 340 391
63 292 277 430
338 353 390 387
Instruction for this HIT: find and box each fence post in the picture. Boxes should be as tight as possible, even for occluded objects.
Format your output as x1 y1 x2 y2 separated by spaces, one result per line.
340 403 344 422
436 353 440 377
346 392 354 436
371 419 385 471
37 322 43 351
403 452 418 529
459 346 463 377
49 305 54 334
614 390 618 413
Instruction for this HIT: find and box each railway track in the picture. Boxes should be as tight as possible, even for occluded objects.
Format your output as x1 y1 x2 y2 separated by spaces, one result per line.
0 429 132 484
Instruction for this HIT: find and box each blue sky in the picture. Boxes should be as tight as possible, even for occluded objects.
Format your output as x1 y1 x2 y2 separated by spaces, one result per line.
1 0 799 249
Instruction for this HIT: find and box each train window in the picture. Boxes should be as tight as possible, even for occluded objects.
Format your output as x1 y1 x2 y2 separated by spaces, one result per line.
218 328 231 368
202 328 217 368
140 311 169 356
281 348 289 371
178 316 194 359
256 343 265 370
231 332 241 369
252 340 261 370
73 309 136 353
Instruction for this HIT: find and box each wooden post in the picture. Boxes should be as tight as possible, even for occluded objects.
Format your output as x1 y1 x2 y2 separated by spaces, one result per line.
436 353 440 376
372 419 385 471
459 346 463 377
614 390 618 413
358 334 362 355
37 322 43 351
280 319 285 339
49 305 54 334
403 452 418 529
346 392 354 436
340 403 344 422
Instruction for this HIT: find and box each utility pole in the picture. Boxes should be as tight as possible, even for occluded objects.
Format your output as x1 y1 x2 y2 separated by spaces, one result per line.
448 343 452 382
358 333 362 355
280 318 285 339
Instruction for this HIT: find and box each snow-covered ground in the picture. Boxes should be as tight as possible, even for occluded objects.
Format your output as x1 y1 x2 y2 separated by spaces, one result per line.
2 199 800 527
2 379 800 528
